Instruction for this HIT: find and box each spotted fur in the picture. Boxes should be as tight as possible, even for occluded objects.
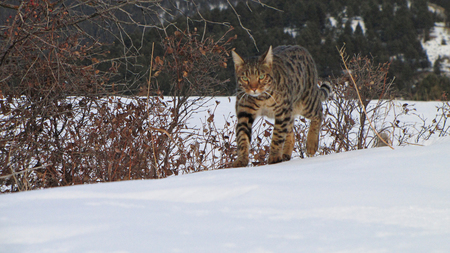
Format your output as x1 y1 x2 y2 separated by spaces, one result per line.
232 45 331 167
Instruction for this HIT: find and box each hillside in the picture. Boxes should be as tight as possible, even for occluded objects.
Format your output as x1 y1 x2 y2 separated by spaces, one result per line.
422 22 450 74
99 0 450 97
1 134 449 252
3 0 450 98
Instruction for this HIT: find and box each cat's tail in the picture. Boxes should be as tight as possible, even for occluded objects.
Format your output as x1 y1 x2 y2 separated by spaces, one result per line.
318 81 332 101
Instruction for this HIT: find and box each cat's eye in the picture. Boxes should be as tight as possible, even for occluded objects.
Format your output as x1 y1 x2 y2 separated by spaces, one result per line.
259 74 265 80
241 76 249 81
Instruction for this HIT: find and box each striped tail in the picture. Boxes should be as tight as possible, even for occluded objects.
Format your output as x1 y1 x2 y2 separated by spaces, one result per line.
319 81 332 101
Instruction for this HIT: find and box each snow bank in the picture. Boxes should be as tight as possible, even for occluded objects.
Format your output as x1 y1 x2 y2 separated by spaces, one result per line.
1 135 449 252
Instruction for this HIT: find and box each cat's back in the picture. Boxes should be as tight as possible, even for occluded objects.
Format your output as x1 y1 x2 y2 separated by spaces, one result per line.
272 45 316 75
272 45 312 62
271 45 318 94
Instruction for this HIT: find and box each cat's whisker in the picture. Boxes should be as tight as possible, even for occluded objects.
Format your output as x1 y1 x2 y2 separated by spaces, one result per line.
264 91 277 103
237 92 250 105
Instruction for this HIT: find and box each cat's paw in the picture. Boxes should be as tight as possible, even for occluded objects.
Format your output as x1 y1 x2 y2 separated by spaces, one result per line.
268 155 283 164
306 140 318 157
282 154 291 161
232 158 249 167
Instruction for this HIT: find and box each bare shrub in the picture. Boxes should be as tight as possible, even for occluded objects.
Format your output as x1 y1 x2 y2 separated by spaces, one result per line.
2 2 449 192
323 53 394 154
189 99 237 170
150 28 234 96
389 101 450 146
0 0 235 192
0 0 112 191
142 28 234 172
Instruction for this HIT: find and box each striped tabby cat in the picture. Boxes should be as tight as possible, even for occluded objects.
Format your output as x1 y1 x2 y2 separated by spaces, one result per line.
232 45 331 167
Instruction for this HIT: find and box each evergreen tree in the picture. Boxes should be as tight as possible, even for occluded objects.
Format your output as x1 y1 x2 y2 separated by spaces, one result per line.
434 57 442 75
411 0 434 31
337 19 355 56
90 0 444 98
353 22 367 55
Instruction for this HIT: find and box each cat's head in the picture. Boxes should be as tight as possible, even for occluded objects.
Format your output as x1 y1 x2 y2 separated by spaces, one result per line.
232 46 273 96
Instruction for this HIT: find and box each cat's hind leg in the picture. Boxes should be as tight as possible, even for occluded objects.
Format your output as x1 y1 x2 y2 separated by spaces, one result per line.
303 88 325 157
282 130 295 161
306 117 321 157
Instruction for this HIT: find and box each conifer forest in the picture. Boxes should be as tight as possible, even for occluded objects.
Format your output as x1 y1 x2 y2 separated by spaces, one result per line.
1 0 450 99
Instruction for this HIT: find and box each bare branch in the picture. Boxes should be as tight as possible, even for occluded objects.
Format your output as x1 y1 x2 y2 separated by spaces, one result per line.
337 45 395 150
226 0 258 51
0 2 19 10
0 164 53 180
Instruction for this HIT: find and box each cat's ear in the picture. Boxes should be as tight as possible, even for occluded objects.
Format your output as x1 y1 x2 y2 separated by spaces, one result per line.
232 50 245 71
260 46 273 69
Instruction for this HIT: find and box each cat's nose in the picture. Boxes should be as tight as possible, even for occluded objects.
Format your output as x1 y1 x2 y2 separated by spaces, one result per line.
249 82 258 92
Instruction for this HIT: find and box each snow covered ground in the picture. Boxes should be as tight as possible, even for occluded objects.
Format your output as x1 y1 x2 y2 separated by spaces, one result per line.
1 99 450 253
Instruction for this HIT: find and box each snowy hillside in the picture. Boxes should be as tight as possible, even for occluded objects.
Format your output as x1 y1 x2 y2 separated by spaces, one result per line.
1 101 450 252
422 22 450 73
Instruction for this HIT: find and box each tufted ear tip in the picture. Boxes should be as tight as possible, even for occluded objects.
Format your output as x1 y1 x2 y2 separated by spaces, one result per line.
260 46 273 68
232 50 245 70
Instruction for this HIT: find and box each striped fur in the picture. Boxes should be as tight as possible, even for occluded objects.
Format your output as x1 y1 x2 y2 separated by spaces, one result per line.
232 45 331 167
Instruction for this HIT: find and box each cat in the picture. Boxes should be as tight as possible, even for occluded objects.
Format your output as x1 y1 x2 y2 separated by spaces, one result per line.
231 45 331 167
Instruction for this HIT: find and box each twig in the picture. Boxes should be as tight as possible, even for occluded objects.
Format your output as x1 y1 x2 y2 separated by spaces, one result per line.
226 0 258 51
0 3 19 9
144 41 175 150
147 42 155 104
148 126 175 142
0 163 53 180
251 0 284 12
0 74 12 84
337 45 394 150
403 142 424 146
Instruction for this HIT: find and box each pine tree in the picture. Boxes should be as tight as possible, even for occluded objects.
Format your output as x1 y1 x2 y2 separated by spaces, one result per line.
411 0 434 31
434 56 442 75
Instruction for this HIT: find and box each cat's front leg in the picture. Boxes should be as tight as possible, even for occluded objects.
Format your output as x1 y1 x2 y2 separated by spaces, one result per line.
268 116 291 164
233 110 255 167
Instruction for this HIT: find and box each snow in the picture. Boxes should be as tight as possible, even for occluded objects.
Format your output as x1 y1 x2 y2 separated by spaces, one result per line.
422 22 450 73
326 14 450 73
209 3 228 11
328 16 366 35
1 99 450 253
283 27 299 38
